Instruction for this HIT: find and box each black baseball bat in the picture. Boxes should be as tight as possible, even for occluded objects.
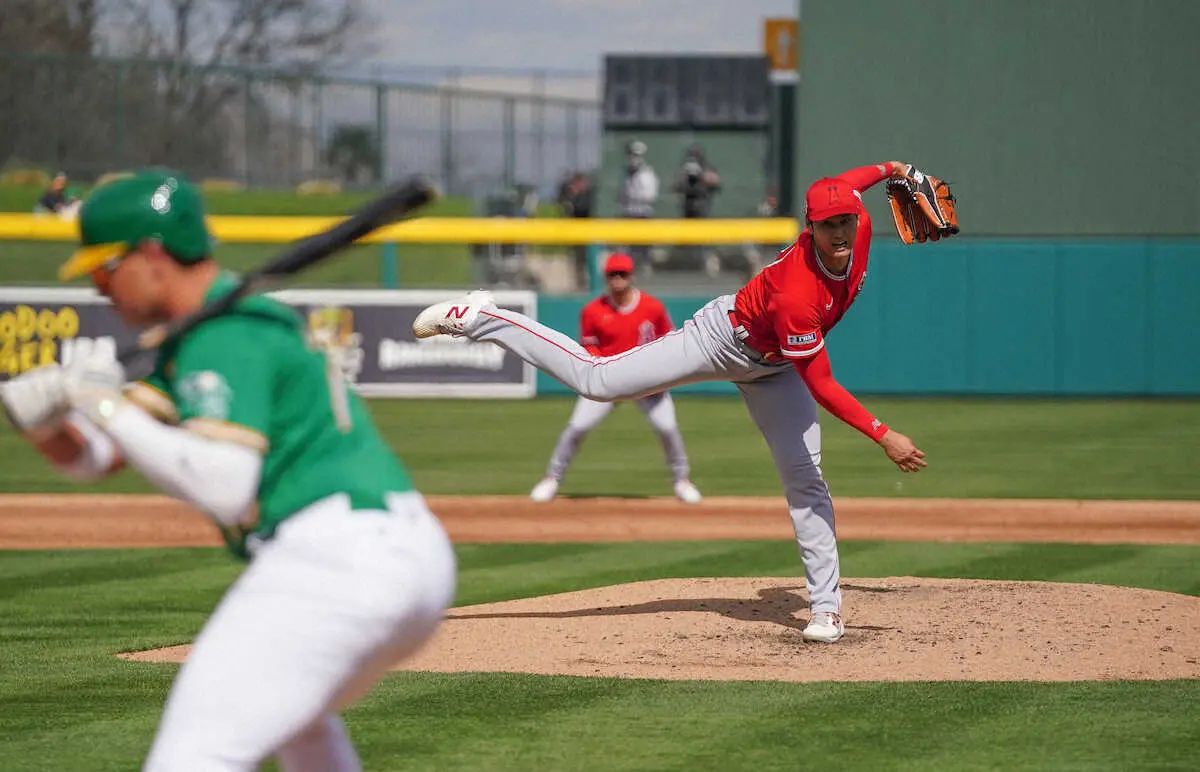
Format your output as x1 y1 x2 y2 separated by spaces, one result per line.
118 175 439 365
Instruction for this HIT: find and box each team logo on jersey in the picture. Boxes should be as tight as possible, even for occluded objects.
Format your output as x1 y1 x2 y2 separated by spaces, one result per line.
638 320 657 345
178 370 232 421
787 332 819 347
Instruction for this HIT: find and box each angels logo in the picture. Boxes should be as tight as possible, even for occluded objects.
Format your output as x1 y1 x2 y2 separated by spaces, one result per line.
637 320 657 345
306 306 365 383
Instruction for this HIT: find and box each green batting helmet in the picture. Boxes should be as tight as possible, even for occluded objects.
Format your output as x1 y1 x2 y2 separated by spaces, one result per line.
59 169 214 281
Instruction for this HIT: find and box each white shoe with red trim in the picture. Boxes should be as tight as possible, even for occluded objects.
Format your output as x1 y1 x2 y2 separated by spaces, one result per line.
412 290 494 339
802 611 844 643
530 477 559 503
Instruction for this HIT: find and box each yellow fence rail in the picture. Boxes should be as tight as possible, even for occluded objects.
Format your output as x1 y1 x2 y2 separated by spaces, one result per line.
0 214 799 246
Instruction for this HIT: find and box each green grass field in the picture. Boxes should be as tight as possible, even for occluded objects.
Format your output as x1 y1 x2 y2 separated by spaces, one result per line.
2 396 1198 769
2 396 1198 499
0 183 477 217
0 239 474 288
2 542 1198 771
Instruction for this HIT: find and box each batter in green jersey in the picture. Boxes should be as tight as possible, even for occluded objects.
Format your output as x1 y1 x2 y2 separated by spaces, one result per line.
1 169 457 771
136 270 414 555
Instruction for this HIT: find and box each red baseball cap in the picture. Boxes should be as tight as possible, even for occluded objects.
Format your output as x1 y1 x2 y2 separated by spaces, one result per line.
605 253 634 274
805 177 863 222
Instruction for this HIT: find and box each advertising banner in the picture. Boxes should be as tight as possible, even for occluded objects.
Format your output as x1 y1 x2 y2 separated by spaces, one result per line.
0 287 537 398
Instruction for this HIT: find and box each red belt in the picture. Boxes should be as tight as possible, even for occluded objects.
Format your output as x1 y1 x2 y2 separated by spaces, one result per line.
727 310 780 361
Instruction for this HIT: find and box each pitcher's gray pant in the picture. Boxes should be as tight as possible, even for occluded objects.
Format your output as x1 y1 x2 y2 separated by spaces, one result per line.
545 393 691 483
470 295 841 614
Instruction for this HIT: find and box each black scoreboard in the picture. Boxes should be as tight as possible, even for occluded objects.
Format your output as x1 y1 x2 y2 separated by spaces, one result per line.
603 55 770 130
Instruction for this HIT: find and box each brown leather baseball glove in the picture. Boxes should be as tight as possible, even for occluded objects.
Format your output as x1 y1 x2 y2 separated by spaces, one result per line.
886 165 959 244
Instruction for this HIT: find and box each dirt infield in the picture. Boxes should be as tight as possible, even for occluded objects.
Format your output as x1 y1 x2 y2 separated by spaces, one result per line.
121 576 1200 682
3 494 1200 549
13 493 1200 683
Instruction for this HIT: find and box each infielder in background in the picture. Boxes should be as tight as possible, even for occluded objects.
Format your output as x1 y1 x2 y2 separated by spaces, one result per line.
530 252 702 504
414 161 958 644
0 170 456 770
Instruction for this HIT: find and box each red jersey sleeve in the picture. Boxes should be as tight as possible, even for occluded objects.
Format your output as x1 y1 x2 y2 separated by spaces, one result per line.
837 163 896 194
579 303 602 355
772 295 825 359
792 347 889 442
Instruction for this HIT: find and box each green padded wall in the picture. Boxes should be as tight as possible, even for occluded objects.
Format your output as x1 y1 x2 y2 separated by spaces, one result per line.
536 239 1200 396
796 0 1200 236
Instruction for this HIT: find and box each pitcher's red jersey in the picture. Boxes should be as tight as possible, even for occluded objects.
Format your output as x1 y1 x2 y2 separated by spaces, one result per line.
734 163 889 360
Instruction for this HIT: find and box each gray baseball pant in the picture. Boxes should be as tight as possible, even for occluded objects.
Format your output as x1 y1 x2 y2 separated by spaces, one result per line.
470 294 842 614
544 393 691 483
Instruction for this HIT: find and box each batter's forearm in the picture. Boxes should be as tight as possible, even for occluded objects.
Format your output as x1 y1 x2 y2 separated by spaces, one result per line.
102 404 262 526
30 411 123 480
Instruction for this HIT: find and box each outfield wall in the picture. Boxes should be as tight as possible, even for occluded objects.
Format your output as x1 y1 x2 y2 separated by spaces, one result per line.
540 239 1200 397
795 0 1200 237
3 209 1195 395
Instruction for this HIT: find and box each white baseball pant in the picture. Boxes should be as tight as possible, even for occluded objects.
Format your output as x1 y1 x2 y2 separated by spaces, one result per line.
470 294 841 614
142 491 457 771
544 393 691 483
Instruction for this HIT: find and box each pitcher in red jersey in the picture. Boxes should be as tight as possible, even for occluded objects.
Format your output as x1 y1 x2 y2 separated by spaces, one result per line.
529 253 702 504
414 161 934 644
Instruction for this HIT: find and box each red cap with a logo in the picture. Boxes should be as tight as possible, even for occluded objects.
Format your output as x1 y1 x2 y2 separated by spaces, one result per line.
605 253 634 274
804 177 863 222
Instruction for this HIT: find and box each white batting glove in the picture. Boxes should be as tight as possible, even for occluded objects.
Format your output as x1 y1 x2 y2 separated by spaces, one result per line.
62 351 128 428
0 364 69 432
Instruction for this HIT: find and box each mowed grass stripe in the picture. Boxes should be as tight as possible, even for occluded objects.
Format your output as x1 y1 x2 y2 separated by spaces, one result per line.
2 398 1198 499
342 676 1200 772
454 541 800 606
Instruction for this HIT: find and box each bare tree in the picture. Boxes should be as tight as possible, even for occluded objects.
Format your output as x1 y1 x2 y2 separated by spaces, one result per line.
105 0 366 68
0 2 106 171
103 0 369 180
0 0 99 54
2 1 372 182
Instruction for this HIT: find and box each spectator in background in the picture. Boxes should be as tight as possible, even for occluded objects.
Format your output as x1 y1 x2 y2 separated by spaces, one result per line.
618 140 658 220
618 140 658 270
757 186 779 218
35 172 81 218
673 145 721 219
515 183 540 218
670 145 723 275
558 171 595 289
558 171 593 219
742 186 782 277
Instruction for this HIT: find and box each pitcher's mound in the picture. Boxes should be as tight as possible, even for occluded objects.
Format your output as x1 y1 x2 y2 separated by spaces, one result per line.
120 577 1200 682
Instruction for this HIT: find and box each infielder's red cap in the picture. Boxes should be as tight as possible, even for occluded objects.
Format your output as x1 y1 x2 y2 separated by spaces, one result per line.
805 177 863 222
605 253 634 274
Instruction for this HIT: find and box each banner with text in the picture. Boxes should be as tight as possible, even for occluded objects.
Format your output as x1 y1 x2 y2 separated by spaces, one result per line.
0 288 537 398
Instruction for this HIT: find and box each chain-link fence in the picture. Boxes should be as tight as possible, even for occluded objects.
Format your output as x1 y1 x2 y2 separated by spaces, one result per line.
0 53 602 200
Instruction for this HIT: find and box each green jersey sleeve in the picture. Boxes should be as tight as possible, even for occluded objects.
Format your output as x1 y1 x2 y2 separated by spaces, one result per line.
169 316 275 451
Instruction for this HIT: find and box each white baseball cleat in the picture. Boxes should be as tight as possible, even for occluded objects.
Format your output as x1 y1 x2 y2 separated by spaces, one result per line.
802 611 845 643
530 477 559 503
673 479 703 504
412 290 495 339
